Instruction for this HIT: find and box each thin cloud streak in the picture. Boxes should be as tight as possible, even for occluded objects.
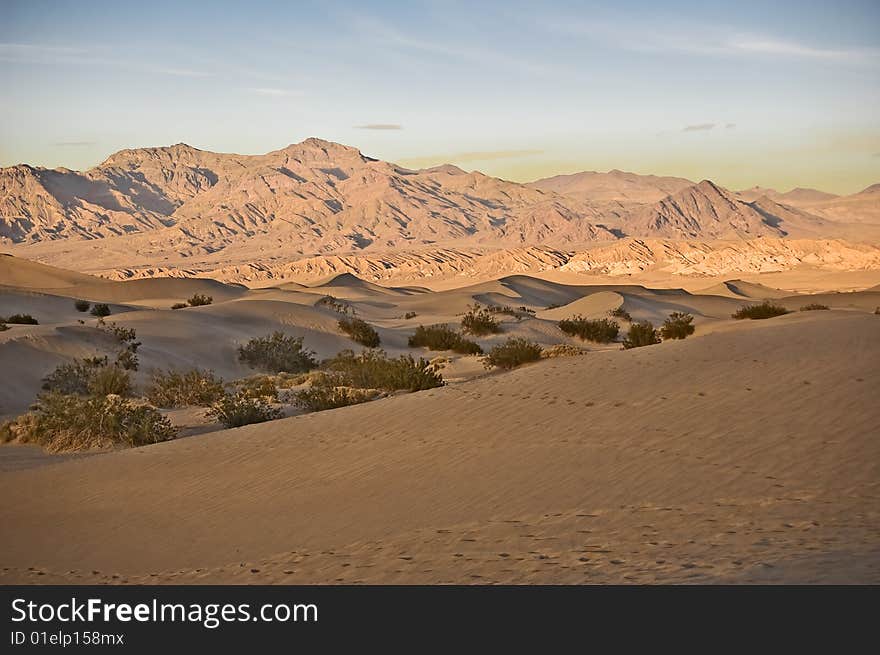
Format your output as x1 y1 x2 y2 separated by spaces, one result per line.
683 123 716 132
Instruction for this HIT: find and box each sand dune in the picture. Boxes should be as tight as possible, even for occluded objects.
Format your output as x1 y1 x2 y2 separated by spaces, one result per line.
1 309 877 584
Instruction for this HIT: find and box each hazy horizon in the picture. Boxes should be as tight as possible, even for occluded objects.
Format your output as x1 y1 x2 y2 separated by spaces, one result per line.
2 0 879 194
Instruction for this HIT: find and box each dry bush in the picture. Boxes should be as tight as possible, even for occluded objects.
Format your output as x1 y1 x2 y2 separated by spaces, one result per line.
293 384 379 412
41 357 133 396
558 316 619 342
660 312 695 340
623 321 661 349
187 293 213 307
90 303 111 318
338 316 381 347
610 307 632 321
732 302 791 320
461 304 502 336
146 369 226 408
230 375 279 401
207 392 282 428
800 303 829 311
483 338 543 369
171 303 188 310
4 313 39 325
404 311 418 319
74 299 91 312
2 392 175 453
541 344 586 358
238 332 317 373
316 295 352 315
408 324 483 355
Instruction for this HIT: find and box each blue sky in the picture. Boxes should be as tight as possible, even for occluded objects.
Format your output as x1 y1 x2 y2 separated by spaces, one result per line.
1 0 878 193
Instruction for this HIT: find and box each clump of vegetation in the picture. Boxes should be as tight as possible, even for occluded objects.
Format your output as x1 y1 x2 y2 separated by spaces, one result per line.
800 303 829 311
731 301 791 320
238 332 317 373
0 322 7 331
461 304 502 336
558 316 620 343
97 322 141 370
90 303 111 318
404 311 418 319
0 392 175 453
87 364 133 397
623 321 661 349
230 375 279 401
207 392 283 428
41 357 131 396
187 293 213 307
146 369 227 408
408 324 483 355
74 299 91 312
171 303 188 310
338 316 381 347
4 313 39 325
483 338 543 370
316 295 353 315
321 349 444 392
541 344 586 358
293 385 378 412
609 307 632 321
660 312 695 340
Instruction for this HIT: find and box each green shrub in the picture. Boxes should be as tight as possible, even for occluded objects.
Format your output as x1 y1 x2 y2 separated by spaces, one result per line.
322 349 444 391
171 302 188 310
660 312 695 340
187 293 213 307
74 299 91 312
731 302 790 320
408 324 483 355
338 316 381 347
461 305 502 336
90 303 111 318
207 392 282 428
800 303 829 311
293 385 378 412
87 365 133 397
610 307 632 321
5 313 38 325
623 321 661 349
404 311 418 319
2 392 175 453
146 369 227 408
483 338 543 369
238 332 317 373
558 316 619 342
42 357 111 395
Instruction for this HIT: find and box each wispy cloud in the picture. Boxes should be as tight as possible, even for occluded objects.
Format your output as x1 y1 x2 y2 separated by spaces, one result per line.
354 124 402 130
683 123 716 132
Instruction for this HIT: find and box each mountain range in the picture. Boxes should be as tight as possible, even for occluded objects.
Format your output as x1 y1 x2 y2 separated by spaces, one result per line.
1 138 878 281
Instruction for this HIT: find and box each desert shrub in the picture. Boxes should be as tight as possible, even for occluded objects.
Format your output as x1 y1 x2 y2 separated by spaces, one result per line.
87 365 133 397
171 302 188 310
408 324 483 355
293 385 378 412
74 299 91 312
338 316 381 347
541 344 586 358
90 303 111 317
800 303 829 311
623 321 661 349
238 332 317 373
322 349 444 391
207 392 282 428
610 307 632 321
483 338 543 369
660 312 695 340
558 316 619 342
146 369 226 408
41 356 110 395
231 375 279 401
461 304 502 336
5 313 38 325
404 311 418 319
731 302 790 320
316 295 352 315
3 392 175 453
97 322 141 370
187 293 213 307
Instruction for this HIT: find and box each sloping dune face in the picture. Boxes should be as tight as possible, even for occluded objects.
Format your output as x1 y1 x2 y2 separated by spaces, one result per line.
1 311 877 584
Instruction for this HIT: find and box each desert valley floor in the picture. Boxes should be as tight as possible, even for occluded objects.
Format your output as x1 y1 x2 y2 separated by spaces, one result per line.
0 254 878 584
